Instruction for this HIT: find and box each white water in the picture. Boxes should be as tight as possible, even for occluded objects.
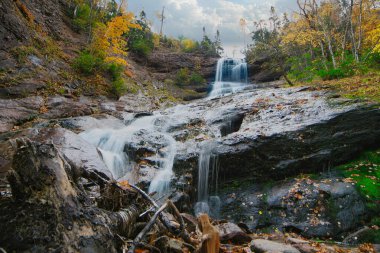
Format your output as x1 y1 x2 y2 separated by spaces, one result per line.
79 114 177 198
194 141 221 218
209 57 248 98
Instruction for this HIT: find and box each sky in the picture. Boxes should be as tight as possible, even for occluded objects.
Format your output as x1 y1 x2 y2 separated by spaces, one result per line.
127 0 299 57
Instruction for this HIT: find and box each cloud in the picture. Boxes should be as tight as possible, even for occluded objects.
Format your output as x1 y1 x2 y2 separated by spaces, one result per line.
127 0 299 57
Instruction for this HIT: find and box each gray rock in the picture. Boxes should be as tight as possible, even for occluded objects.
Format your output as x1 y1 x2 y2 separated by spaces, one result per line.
217 222 252 244
250 239 301 253
220 175 368 239
0 81 46 98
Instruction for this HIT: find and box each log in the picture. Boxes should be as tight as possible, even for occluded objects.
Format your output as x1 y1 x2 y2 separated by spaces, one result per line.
128 202 169 253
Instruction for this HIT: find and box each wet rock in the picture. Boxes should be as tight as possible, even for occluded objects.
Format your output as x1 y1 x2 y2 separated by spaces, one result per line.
250 239 301 253
217 222 252 244
220 175 368 239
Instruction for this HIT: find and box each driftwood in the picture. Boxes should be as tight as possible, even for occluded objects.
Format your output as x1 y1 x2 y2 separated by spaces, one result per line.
128 202 169 253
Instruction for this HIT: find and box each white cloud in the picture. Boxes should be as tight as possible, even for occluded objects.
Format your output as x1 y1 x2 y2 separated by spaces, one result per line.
127 0 299 57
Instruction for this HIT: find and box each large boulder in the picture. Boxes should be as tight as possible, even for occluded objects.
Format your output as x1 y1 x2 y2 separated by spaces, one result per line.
173 87 380 182
220 175 369 239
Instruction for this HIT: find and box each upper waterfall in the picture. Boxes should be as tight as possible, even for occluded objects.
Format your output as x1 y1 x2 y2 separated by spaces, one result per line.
209 57 248 98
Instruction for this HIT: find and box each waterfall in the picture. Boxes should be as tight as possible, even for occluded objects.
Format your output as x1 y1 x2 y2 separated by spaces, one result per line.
209 57 248 98
79 114 176 198
194 141 221 218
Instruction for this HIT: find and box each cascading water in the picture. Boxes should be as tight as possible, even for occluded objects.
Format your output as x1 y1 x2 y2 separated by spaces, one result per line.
79 114 177 198
209 57 248 98
194 141 221 218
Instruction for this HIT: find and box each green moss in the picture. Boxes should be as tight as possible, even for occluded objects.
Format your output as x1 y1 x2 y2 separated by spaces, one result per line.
336 149 380 200
73 51 103 75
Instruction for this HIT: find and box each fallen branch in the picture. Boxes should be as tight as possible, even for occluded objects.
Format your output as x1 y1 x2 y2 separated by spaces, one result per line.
167 200 194 245
128 202 169 253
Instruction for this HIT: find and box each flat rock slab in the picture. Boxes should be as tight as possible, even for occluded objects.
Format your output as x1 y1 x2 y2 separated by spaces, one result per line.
251 239 301 253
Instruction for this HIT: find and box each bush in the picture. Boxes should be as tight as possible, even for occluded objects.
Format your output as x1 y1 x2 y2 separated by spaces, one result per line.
175 68 206 86
74 52 102 75
189 73 206 85
111 78 126 98
175 68 190 86
129 39 153 57
106 62 124 80
317 68 345 80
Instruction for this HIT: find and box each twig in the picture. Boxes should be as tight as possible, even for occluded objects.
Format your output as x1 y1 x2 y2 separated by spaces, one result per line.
136 242 161 253
167 200 194 245
130 184 159 208
128 202 169 253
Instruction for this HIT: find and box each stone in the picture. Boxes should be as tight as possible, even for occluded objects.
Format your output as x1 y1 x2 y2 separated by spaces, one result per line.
217 222 252 244
250 239 301 253
220 175 368 239
0 96 44 133
0 81 46 98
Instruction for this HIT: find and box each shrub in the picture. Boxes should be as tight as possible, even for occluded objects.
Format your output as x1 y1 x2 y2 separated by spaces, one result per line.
189 72 206 85
317 68 345 80
130 39 153 57
181 39 198 53
72 4 91 30
106 62 124 80
111 78 127 98
73 52 102 75
175 68 190 86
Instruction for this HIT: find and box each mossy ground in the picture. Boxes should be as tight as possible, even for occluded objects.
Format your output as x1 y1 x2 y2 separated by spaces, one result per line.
294 71 380 103
335 149 380 243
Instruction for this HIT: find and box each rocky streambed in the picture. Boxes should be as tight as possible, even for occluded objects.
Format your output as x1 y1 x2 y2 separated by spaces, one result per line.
0 85 379 251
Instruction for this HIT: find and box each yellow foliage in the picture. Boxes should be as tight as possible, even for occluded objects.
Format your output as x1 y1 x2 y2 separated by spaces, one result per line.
152 33 160 48
367 24 380 53
282 18 322 47
363 7 380 53
105 56 128 66
181 39 197 51
90 11 141 62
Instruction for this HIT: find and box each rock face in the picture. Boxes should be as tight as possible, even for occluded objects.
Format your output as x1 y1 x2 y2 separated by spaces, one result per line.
172 87 380 182
132 49 219 82
220 175 369 239
1 85 379 243
247 56 284 83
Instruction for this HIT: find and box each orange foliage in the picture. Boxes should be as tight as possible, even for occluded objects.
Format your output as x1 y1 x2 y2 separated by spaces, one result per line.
90 11 140 65
15 0 34 23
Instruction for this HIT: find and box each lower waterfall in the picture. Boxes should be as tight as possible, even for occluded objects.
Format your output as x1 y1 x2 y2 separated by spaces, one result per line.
194 141 221 218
